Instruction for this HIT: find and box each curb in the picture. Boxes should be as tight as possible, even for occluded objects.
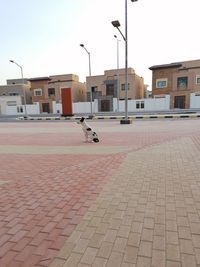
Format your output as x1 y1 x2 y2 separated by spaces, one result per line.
17 114 200 121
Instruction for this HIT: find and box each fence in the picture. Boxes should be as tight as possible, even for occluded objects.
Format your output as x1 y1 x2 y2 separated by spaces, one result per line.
3 93 200 116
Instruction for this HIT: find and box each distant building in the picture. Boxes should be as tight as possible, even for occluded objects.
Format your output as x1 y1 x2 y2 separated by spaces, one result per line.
0 79 32 115
149 59 200 109
86 68 145 112
29 74 86 113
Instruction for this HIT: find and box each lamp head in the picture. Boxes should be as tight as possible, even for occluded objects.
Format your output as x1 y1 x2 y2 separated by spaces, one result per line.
111 20 121 28
131 0 138 2
9 60 14 63
80 44 84 47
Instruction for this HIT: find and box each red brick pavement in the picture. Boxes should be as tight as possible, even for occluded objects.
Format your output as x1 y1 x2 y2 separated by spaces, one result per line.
0 152 125 266
0 121 200 266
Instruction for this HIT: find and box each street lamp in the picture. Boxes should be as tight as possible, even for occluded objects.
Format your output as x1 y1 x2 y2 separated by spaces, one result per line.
9 60 28 119
112 0 138 124
80 44 93 117
114 35 121 112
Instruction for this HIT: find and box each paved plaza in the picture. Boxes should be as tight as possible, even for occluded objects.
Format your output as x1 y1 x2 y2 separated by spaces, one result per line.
0 119 200 267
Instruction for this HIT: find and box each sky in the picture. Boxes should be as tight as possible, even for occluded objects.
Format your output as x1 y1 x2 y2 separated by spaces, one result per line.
0 0 200 90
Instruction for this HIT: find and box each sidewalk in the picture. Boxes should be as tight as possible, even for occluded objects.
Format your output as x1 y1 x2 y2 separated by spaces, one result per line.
0 120 200 266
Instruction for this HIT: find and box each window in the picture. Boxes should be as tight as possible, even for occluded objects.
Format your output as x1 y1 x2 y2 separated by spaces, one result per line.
121 84 130 90
177 77 188 88
136 101 144 109
196 76 200 85
91 86 97 93
48 88 55 97
7 101 17 106
106 84 114 96
156 79 167 88
17 106 24 113
34 88 42 96
9 92 19 96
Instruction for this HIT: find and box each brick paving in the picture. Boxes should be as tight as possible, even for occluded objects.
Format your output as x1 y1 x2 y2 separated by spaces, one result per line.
0 119 200 266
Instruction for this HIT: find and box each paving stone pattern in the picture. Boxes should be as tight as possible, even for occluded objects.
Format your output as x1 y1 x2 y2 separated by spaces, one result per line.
0 120 200 266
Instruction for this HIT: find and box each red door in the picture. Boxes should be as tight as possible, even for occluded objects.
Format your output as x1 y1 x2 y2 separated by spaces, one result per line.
61 88 73 116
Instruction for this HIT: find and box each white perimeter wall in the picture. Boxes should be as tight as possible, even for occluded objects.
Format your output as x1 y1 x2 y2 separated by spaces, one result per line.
4 93 200 115
190 93 200 109
114 95 170 112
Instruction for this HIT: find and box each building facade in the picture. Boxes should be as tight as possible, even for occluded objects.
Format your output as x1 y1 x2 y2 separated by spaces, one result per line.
149 59 200 109
0 79 32 104
86 68 145 112
29 74 86 113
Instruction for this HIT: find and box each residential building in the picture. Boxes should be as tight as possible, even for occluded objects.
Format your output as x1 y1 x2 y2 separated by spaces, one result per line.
0 78 32 105
149 59 200 109
86 68 145 112
0 78 32 115
29 74 86 113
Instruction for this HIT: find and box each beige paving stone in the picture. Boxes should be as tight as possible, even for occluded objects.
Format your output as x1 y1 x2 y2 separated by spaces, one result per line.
113 237 127 253
141 228 153 242
194 248 200 265
177 216 189 227
138 241 152 258
97 241 113 259
153 235 165 251
190 222 200 234
56 242 75 260
63 252 82 267
95 222 109 234
181 253 197 267
124 246 138 264
81 227 96 239
88 233 104 248
67 230 82 243
166 231 179 245
78 264 90 267
192 234 200 248
166 244 180 261
106 251 124 267
143 218 154 229
121 263 136 267
109 218 121 230
128 232 141 247
152 250 165 267
166 220 178 232
92 257 107 267
76 220 89 232
136 256 151 267
133 212 145 222
178 226 192 240
131 221 143 233
166 261 181 267
154 224 165 236
103 229 117 243
73 238 90 254
117 225 131 239
179 239 194 255
80 247 98 265
88 216 102 227
122 215 134 226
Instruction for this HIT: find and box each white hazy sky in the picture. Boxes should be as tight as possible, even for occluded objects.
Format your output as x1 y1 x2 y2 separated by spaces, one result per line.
0 0 199 90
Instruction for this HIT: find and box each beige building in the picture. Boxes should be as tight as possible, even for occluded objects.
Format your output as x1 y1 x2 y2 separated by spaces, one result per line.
0 78 32 105
87 68 144 112
29 74 86 113
149 59 200 109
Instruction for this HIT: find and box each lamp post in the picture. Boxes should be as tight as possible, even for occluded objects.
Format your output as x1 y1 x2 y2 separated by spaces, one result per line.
9 60 28 119
112 0 138 124
114 35 120 112
80 44 93 117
